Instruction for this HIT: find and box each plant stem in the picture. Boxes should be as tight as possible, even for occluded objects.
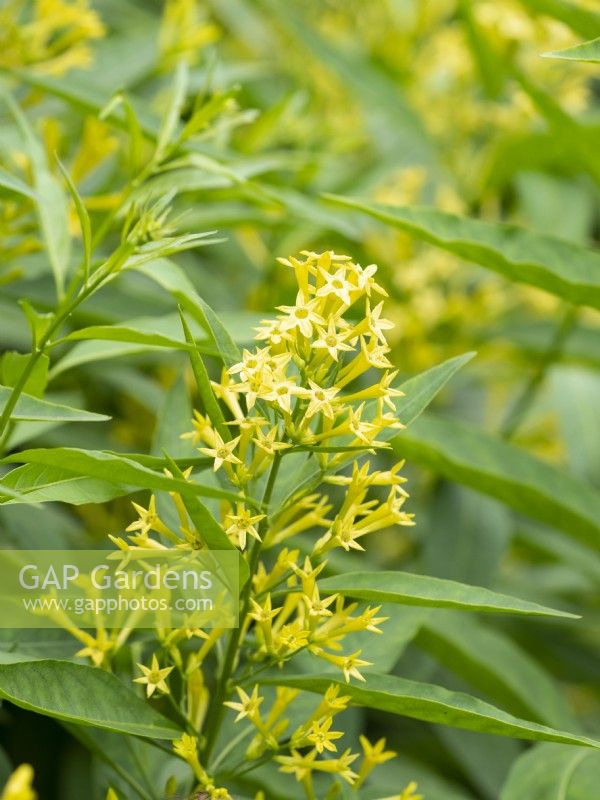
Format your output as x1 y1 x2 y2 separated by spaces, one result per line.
0 271 108 449
500 304 577 440
201 453 281 765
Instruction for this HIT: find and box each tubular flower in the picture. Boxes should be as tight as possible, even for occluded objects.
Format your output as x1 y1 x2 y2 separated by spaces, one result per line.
134 654 174 698
1 765 36 800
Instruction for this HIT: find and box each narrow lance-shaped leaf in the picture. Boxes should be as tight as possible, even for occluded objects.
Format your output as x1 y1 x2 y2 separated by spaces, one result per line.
0 660 180 739
500 742 600 800
135 259 241 368
544 37 600 64
1 88 71 297
0 385 110 423
394 413 600 550
0 455 212 507
325 195 600 310
56 157 92 283
544 36 600 63
2 448 253 507
50 311 261 377
318 571 577 619
154 60 188 161
163 454 249 588
262 672 600 749
58 322 216 353
179 308 229 440
0 463 128 507
0 168 35 199
418 614 579 731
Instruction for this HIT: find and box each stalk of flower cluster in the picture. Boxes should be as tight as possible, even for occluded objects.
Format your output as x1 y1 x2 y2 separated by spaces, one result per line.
201 451 282 762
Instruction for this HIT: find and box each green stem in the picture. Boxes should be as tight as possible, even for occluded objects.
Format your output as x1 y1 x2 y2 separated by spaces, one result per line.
201 453 282 765
0 270 108 448
500 305 577 440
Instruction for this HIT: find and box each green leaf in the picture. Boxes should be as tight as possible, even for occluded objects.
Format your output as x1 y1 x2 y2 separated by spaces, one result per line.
134 259 241 367
394 413 600 550
0 464 128 506
56 158 92 282
392 353 475 428
0 167 35 199
0 352 49 397
179 308 229 440
318 571 577 619
262 672 600 748
61 321 215 353
325 196 600 310
418 614 578 730
545 35 600 63
0 385 110 423
0 660 180 739
501 742 600 800
163 456 250 587
154 60 188 160
18 300 54 350
152 374 193 458
2 448 250 506
1 89 71 297
50 311 260 376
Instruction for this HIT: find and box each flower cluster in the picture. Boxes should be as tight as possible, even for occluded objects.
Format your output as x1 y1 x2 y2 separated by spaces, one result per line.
0 0 105 74
109 251 418 798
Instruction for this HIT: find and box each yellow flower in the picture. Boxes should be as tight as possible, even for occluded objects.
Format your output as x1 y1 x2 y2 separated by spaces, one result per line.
302 586 337 618
159 0 220 69
173 732 199 761
225 504 265 550
314 649 373 682
397 782 423 800
304 381 340 420
276 749 317 781
312 317 354 362
75 628 113 667
364 300 395 343
277 292 325 338
181 409 214 445
224 685 263 723
307 716 344 753
134 654 174 698
0 0 105 74
252 426 292 456
273 620 310 657
126 495 173 538
262 377 304 415
1 765 36 800
199 432 242 471
316 266 355 307
312 684 352 717
356 735 397 786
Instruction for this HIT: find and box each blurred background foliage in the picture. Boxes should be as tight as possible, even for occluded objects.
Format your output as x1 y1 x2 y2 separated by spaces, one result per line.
0 1 599 798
